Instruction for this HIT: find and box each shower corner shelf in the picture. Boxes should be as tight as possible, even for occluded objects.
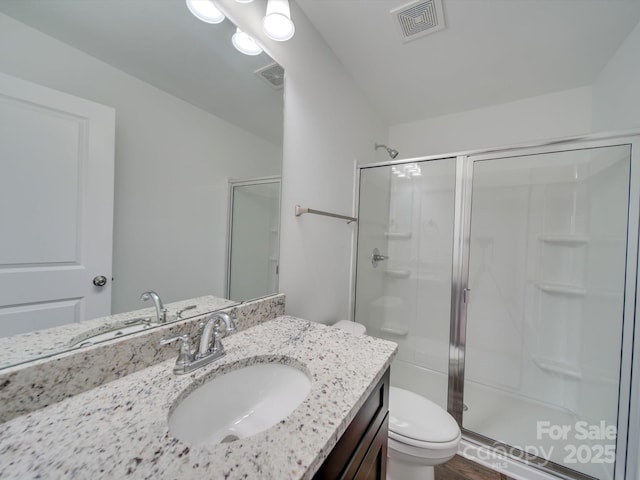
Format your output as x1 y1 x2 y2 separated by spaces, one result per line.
383 269 411 279
536 282 586 296
380 323 409 337
384 231 412 240
532 355 582 380
538 234 590 245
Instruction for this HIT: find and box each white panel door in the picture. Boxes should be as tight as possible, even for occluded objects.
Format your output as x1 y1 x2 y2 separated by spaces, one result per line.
0 72 115 336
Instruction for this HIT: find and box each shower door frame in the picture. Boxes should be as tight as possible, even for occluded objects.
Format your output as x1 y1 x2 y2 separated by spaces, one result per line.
352 130 640 480
225 175 282 301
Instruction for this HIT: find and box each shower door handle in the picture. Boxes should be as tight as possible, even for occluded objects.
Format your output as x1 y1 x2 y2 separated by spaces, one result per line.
371 248 389 268
463 288 471 304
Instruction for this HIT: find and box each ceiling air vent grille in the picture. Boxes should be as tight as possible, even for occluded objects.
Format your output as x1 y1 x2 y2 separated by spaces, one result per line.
254 62 284 90
391 0 445 43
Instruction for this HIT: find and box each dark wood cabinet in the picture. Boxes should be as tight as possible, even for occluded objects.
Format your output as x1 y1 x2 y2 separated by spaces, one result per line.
314 367 390 480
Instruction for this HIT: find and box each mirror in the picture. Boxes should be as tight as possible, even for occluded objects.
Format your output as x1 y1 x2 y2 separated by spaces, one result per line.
0 0 284 368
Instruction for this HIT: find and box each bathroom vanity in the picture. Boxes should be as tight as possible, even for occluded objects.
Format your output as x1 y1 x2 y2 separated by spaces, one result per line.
315 368 390 479
0 316 396 479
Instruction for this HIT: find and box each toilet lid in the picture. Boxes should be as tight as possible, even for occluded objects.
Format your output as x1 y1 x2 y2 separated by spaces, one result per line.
389 387 460 443
332 320 366 335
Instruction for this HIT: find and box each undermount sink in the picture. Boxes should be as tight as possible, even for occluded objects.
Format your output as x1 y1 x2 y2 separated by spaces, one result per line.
168 362 311 445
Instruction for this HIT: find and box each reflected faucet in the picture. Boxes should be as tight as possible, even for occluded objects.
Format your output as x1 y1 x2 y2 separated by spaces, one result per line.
140 290 167 323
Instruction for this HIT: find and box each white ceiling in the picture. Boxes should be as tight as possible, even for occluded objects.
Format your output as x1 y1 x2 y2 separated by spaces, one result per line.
0 0 284 144
3 0 639 134
296 0 640 125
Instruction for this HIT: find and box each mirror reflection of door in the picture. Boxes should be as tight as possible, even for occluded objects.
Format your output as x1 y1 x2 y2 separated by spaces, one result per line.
0 73 115 337
227 177 281 302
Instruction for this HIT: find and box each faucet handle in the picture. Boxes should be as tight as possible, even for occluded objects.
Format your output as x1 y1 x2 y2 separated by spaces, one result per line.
214 312 237 334
227 315 237 333
176 305 197 318
211 322 224 353
160 334 193 371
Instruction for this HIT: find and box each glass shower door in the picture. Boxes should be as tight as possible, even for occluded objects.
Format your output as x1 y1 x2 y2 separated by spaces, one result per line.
354 158 457 408
462 145 632 480
227 178 281 302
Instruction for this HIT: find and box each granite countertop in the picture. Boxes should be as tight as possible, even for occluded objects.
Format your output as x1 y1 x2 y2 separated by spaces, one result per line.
0 316 397 479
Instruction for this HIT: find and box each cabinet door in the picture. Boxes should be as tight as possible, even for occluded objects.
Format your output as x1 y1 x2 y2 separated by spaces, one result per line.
314 368 390 479
353 414 388 480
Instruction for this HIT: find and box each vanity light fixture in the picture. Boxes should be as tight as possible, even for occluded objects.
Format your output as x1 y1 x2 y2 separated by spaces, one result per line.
232 27 263 55
234 0 254 3
185 0 225 24
263 0 295 41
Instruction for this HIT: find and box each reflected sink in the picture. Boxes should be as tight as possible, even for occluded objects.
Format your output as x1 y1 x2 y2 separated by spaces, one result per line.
69 319 154 348
169 363 311 445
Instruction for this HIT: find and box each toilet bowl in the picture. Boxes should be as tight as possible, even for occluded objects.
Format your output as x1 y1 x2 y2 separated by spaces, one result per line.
331 321 460 480
387 387 461 480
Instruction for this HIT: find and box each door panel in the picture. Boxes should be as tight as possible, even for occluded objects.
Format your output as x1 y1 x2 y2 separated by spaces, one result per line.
0 72 115 335
354 159 457 408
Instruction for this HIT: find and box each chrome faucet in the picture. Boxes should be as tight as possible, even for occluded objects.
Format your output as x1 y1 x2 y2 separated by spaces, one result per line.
160 312 237 375
140 290 167 323
198 312 236 357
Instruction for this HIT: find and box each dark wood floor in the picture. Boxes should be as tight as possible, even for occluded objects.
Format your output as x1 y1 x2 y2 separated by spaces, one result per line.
435 455 515 480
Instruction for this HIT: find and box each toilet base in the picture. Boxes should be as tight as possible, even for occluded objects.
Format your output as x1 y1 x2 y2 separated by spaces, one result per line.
386 457 434 480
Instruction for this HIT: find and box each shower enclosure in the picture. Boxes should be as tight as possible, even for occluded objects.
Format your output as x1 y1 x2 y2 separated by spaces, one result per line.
353 133 640 480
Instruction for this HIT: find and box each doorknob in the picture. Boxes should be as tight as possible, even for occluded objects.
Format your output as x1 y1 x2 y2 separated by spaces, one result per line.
371 248 389 268
93 275 108 287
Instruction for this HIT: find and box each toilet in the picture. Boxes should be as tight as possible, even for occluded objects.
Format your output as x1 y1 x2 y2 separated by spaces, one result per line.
332 319 366 335
332 320 461 480
387 387 461 480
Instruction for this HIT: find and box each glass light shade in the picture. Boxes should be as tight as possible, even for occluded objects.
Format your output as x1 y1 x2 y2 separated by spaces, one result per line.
234 0 254 3
263 0 295 41
232 28 263 56
185 0 225 24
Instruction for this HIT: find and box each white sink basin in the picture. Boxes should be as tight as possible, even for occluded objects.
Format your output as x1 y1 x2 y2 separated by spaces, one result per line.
168 362 311 445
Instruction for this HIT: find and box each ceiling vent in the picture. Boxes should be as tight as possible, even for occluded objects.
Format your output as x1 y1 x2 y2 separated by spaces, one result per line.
254 62 285 90
391 0 445 43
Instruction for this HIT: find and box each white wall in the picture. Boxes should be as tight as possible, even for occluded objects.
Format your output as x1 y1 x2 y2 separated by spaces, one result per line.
0 13 281 313
389 86 593 158
218 0 387 323
592 21 640 132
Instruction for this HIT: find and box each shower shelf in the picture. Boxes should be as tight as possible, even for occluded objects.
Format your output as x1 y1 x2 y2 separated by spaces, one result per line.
380 323 409 337
384 231 412 240
532 355 582 380
538 234 590 245
383 269 411 279
536 282 586 296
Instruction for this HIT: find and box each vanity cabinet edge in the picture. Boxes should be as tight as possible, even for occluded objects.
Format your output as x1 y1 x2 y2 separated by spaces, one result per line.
314 367 390 480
